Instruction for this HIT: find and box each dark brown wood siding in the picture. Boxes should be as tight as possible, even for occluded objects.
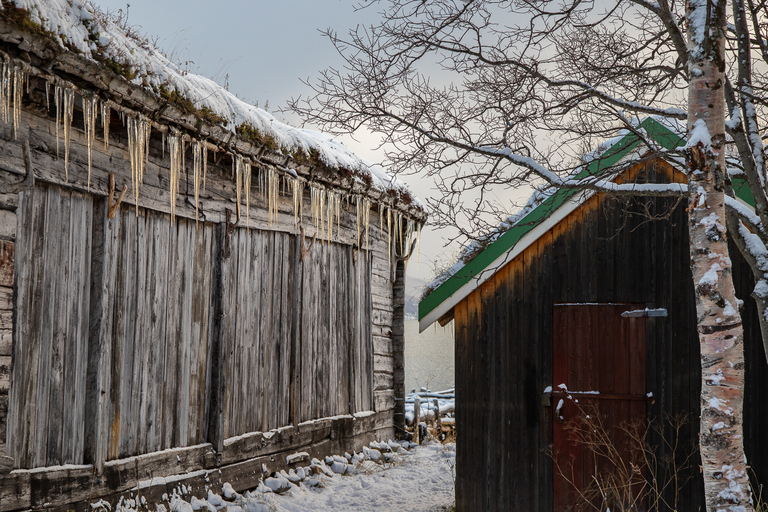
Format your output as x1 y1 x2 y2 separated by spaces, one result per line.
454 161 768 512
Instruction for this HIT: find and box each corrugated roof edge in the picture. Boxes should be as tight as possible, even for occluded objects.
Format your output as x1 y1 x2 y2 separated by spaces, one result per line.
418 117 691 327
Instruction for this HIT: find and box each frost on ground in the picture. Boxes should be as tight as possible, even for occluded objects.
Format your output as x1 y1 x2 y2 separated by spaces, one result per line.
104 442 455 512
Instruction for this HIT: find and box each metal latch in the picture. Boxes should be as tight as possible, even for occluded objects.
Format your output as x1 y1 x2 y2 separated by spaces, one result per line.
621 308 668 318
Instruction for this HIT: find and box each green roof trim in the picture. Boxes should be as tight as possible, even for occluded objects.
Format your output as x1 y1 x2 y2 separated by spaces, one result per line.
418 117 687 322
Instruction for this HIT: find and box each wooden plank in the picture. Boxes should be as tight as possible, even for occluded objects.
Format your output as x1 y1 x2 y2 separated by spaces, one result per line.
102 442 213 488
289 232 301 426
0 209 16 239
373 371 393 391
261 231 275 431
146 212 170 453
175 220 194 448
0 354 9 390
219 227 237 439
133 211 151 455
0 240 13 288
0 286 11 311
373 390 394 412
245 229 261 433
118 209 139 458
0 330 10 357
29 465 95 508
83 199 111 470
164 220 182 449
10 189 39 466
0 310 10 331
0 470 31 511
61 192 92 464
233 226 250 435
279 233 293 426
189 223 212 444
39 186 66 467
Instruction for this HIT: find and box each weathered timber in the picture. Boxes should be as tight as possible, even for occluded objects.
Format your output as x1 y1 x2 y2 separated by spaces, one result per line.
0 210 15 239
0 411 393 512
0 241 12 288
0 40 412 510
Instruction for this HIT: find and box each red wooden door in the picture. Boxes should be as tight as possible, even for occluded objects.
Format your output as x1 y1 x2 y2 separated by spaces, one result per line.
552 303 648 512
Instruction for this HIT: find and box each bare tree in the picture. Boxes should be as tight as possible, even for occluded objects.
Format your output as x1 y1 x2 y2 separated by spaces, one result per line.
291 0 768 510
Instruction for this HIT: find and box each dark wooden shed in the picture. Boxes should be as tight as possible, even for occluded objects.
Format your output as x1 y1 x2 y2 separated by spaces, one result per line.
419 118 768 512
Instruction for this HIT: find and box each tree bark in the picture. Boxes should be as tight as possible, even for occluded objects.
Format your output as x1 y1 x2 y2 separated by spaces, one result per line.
687 0 754 508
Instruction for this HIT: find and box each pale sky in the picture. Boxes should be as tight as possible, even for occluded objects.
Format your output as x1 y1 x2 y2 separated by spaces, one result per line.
90 0 498 295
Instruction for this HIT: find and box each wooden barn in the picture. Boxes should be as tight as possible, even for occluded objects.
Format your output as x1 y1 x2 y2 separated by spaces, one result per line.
0 2 425 510
418 118 768 512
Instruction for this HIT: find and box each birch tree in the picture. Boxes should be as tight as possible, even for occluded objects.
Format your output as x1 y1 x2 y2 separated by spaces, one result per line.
292 0 768 509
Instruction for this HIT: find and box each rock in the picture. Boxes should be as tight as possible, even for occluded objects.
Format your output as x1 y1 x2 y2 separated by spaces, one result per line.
330 461 348 474
363 446 382 462
264 475 292 494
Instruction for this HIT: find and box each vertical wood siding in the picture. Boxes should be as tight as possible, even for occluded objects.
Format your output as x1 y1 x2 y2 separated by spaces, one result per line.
0 206 17 459
9 185 93 467
8 182 380 466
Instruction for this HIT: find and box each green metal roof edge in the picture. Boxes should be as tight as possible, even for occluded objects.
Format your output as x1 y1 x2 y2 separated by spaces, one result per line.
418 117 686 321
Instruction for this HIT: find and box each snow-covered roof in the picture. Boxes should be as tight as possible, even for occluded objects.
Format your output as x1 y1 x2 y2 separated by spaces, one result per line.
1 0 423 215
418 117 688 331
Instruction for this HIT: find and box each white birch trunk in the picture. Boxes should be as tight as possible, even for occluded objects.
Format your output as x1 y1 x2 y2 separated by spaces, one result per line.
687 0 754 509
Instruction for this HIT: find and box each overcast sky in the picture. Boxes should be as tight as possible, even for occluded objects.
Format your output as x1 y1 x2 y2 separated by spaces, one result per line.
89 0 490 294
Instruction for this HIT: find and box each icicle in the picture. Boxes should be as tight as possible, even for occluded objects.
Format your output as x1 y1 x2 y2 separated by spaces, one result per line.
320 188 326 241
292 178 303 230
0 59 10 125
11 65 24 139
379 203 384 236
355 197 361 245
100 101 110 150
82 96 98 188
62 88 74 180
326 191 334 241
387 207 392 267
334 194 342 236
169 133 182 222
244 160 252 228
193 141 201 224
54 85 62 157
162 132 166 160
202 144 208 194
362 197 371 254
45 81 50 112
416 222 422 265
235 154 242 220
268 167 278 226
127 115 151 216
311 186 320 235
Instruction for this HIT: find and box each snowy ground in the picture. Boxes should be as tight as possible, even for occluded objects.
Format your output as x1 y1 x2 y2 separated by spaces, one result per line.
108 442 456 512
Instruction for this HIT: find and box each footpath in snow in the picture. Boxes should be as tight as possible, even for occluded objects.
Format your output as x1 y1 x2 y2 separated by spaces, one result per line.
103 442 456 512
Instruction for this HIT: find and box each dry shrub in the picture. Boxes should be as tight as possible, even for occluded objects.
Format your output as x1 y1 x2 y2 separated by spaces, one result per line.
552 399 696 512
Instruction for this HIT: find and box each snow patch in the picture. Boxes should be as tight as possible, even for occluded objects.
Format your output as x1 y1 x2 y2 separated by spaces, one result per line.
687 119 712 149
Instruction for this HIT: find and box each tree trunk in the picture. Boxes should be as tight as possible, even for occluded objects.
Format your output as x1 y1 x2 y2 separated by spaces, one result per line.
687 0 754 509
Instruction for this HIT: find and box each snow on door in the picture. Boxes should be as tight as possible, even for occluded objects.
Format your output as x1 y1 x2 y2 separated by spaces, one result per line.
552 303 648 512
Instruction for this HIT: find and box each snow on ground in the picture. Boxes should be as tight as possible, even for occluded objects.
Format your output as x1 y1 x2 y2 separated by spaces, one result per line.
109 442 455 512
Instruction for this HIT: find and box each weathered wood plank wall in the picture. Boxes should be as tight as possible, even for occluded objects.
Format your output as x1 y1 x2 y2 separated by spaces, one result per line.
7 182 383 468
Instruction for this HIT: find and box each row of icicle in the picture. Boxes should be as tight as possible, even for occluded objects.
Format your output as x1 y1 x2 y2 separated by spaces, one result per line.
0 56 422 261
